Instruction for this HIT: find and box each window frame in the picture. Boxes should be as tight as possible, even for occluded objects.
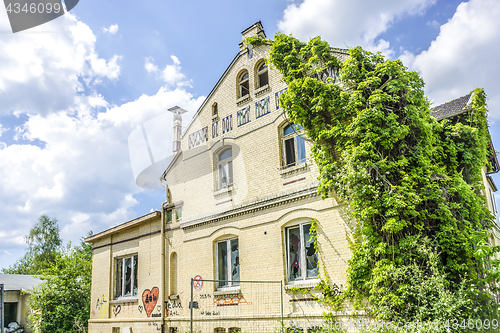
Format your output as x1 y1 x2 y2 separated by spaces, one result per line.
256 60 268 89
281 123 306 168
216 147 233 190
238 71 250 98
215 237 240 289
114 254 138 299
284 221 319 284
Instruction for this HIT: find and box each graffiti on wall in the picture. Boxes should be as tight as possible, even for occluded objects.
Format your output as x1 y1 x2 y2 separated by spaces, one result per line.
213 295 251 306
142 287 160 317
112 305 121 317
94 295 109 319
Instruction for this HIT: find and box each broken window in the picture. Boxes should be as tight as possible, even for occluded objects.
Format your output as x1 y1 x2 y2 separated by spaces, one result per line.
286 222 318 282
282 123 306 168
216 238 240 288
115 254 138 298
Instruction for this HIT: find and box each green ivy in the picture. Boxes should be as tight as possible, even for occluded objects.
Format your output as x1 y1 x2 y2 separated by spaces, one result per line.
269 33 500 330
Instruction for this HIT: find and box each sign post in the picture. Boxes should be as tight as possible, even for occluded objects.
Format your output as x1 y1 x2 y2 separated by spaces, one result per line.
1 283 4 333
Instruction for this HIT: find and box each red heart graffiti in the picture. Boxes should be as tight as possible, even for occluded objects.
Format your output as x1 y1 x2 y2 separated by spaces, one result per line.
142 287 159 317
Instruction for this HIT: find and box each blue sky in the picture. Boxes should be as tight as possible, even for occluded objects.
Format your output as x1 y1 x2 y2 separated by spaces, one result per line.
1 0 500 270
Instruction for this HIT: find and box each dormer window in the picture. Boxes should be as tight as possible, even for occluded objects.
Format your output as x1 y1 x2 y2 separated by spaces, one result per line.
256 61 268 88
238 71 249 98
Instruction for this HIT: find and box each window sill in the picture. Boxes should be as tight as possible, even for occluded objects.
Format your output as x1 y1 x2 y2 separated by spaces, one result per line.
110 297 138 304
280 163 308 177
284 280 319 291
212 114 219 122
213 185 233 198
254 84 270 97
236 95 250 106
213 287 241 296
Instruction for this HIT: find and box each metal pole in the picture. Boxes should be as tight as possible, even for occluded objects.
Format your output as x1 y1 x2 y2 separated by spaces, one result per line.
190 278 193 333
1 284 4 333
280 281 283 333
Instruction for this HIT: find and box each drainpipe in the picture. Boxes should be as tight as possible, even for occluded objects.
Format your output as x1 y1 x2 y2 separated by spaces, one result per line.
160 179 169 333
1 284 4 333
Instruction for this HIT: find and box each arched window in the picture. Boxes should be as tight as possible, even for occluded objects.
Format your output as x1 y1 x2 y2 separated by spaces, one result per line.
169 252 177 295
212 102 218 116
256 61 268 88
238 71 249 98
282 123 306 168
216 147 233 189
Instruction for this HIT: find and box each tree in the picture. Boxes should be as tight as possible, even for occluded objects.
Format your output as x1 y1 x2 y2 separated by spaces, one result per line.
2 215 62 274
28 234 93 333
262 33 500 328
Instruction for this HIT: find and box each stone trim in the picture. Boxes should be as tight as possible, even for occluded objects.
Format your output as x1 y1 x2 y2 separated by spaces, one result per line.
254 84 270 97
180 182 319 229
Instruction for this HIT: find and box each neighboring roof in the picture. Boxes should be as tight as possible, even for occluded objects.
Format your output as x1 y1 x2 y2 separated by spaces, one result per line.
84 211 161 243
0 274 42 291
431 93 472 120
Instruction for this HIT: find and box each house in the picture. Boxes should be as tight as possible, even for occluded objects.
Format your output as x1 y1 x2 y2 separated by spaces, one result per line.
0 274 42 333
85 22 499 333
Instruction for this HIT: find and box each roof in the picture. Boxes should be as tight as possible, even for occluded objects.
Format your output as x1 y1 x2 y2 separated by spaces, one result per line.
431 93 472 120
84 211 161 243
0 274 42 291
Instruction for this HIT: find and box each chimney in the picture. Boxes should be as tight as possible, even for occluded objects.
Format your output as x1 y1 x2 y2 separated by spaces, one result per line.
239 21 266 51
167 106 188 153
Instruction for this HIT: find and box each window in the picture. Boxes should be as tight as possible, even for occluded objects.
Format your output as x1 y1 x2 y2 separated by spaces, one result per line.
167 209 173 223
214 328 225 333
256 61 268 88
115 255 138 299
212 102 218 116
216 238 240 288
229 328 241 333
238 71 249 98
176 207 182 220
216 147 233 189
282 123 306 168
112 328 120 333
286 222 318 282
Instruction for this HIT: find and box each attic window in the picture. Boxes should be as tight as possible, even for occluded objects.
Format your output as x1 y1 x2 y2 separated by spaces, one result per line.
212 102 218 116
238 71 249 98
256 61 268 88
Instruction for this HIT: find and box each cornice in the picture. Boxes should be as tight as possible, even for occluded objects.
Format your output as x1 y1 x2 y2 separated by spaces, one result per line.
180 182 320 229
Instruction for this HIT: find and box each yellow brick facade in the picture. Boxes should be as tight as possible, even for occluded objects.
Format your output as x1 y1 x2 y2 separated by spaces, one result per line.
85 21 499 333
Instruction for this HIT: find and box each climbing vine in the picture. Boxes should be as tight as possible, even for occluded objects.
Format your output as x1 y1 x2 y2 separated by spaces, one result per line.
267 33 500 330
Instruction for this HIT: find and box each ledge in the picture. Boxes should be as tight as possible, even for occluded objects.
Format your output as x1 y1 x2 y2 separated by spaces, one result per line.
280 163 308 177
213 185 233 199
236 95 250 106
213 288 241 296
254 84 270 97
284 281 319 291
110 297 138 304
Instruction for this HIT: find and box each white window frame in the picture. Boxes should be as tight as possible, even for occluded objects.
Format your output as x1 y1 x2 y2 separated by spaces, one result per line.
115 254 138 299
216 147 233 190
215 238 240 289
282 123 306 168
284 220 319 284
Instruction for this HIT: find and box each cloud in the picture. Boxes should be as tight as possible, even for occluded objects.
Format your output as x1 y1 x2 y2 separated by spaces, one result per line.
145 55 190 87
0 124 6 137
400 0 500 118
0 10 122 116
278 0 436 55
102 24 119 35
145 57 159 73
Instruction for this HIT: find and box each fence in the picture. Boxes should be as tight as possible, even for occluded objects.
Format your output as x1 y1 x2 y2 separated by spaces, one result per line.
188 279 284 333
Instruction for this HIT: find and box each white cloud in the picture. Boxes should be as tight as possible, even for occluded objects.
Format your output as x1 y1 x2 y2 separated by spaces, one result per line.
145 57 159 73
0 124 6 137
278 0 436 55
145 55 190 87
102 24 119 35
400 0 500 118
0 10 122 116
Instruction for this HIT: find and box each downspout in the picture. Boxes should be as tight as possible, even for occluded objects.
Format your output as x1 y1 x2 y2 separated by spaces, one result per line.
160 179 169 333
